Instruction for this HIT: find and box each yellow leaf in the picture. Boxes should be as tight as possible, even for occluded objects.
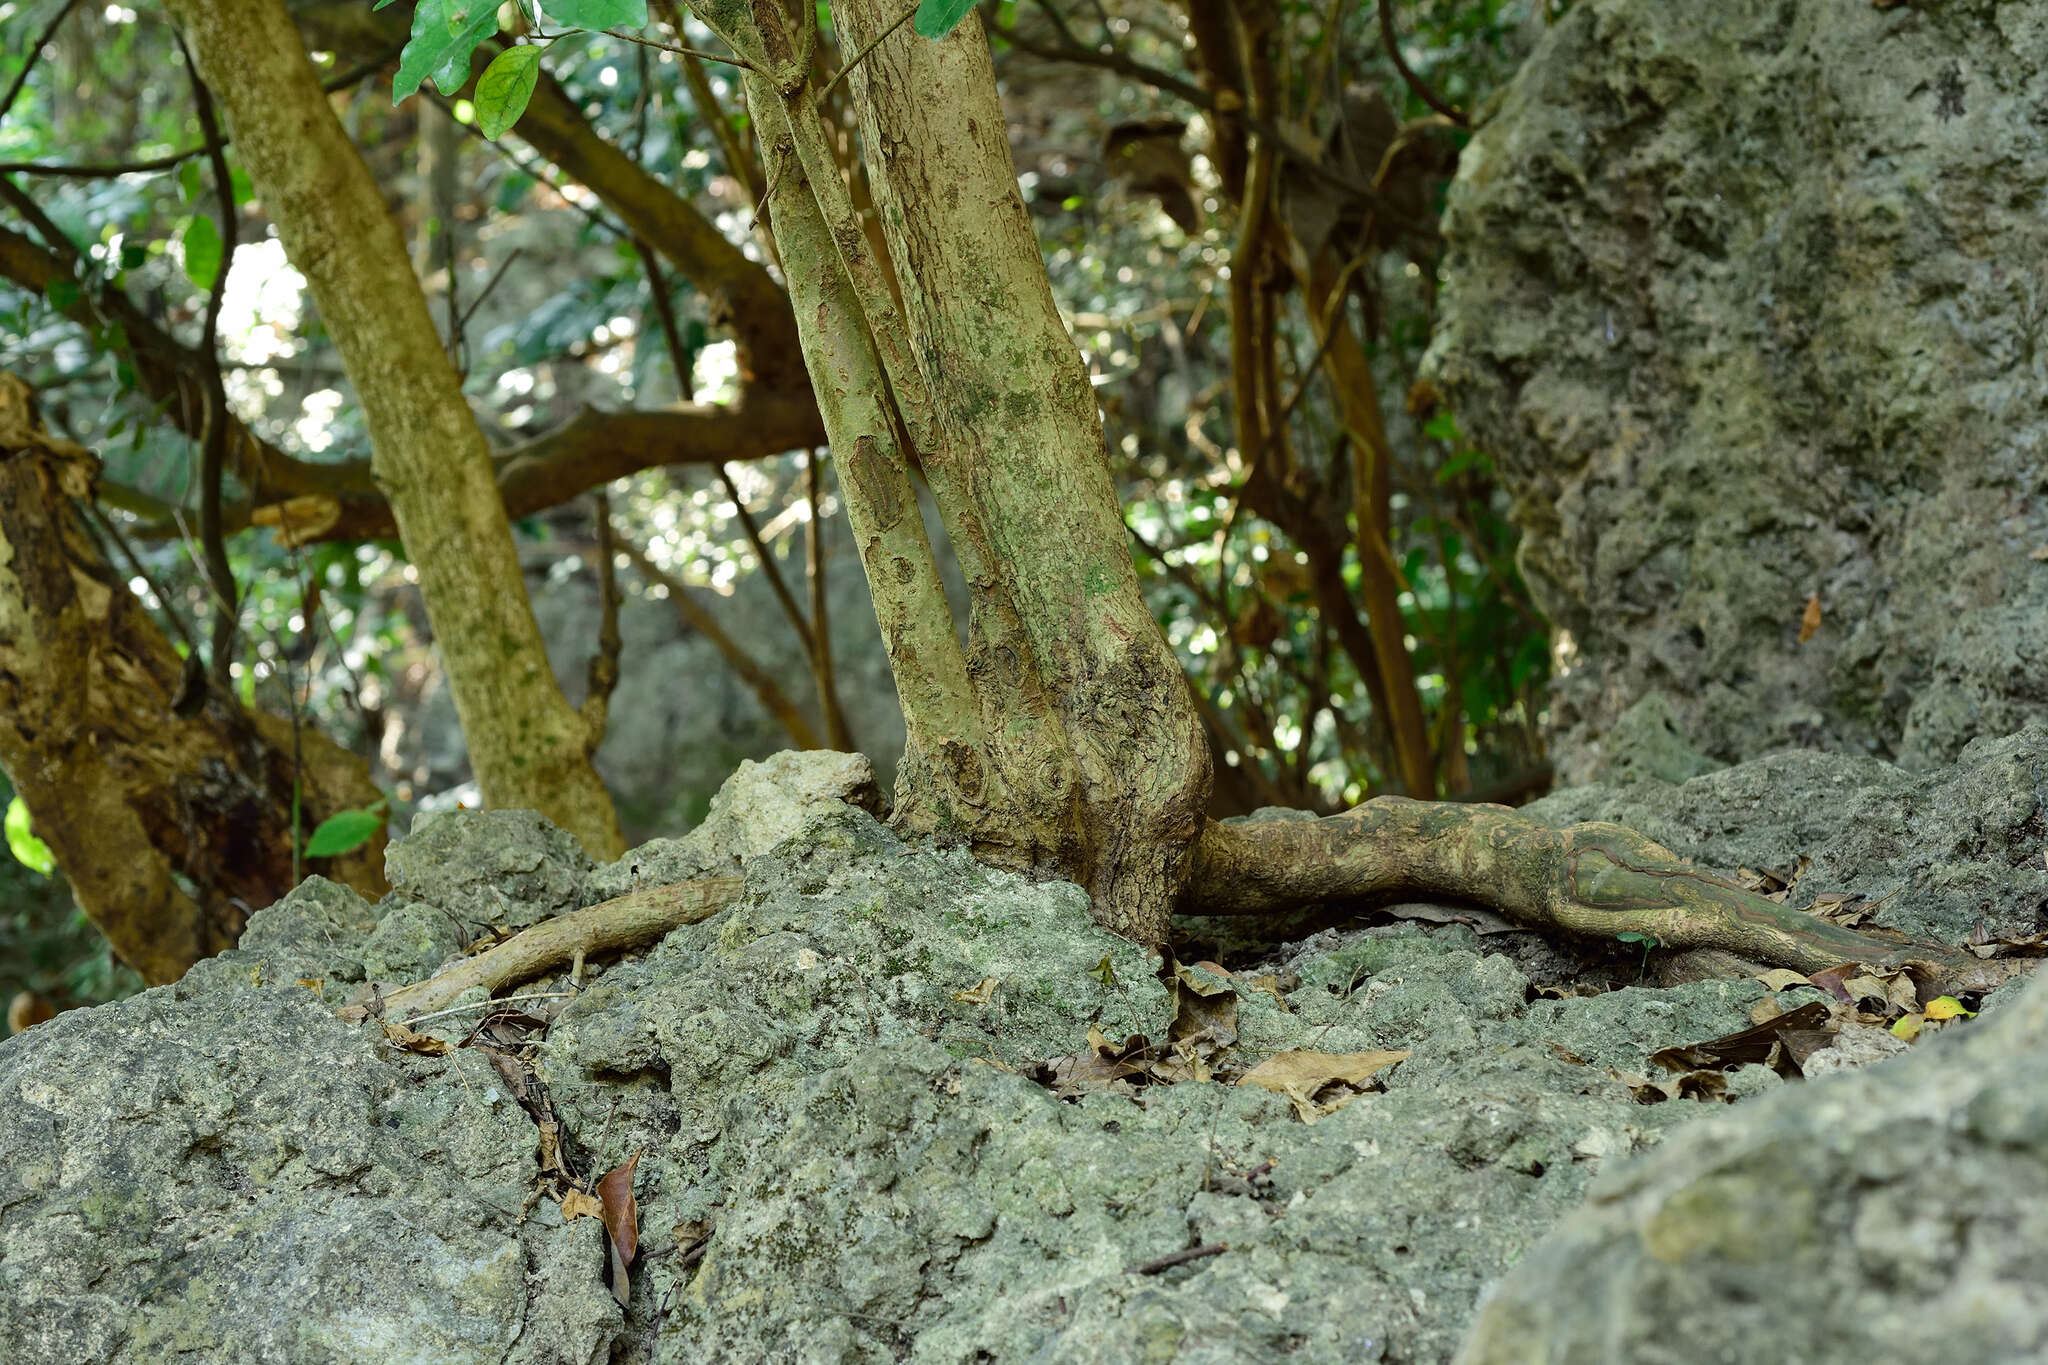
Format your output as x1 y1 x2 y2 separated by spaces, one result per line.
1239 1049 1408 1123
951 977 1001 1005
1924 996 1976 1021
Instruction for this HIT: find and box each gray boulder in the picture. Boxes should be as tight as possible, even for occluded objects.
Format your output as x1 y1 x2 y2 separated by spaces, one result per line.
1427 0 2048 782
4 737 2045 1362
1456 952 2048 1365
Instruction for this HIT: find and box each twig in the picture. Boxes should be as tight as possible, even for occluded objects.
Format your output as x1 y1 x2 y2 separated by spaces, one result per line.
1260 251 1374 468
343 879 744 1020
179 34 243 693
818 0 920 102
0 175 80 262
455 246 523 337
988 11 1379 205
804 448 853 749
0 49 395 179
526 22 759 72
637 241 817 656
581 491 623 751
401 990 579 1027
1127 1242 1228 1275
431 93 624 238
0 149 202 179
616 535 824 749
79 499 200 659
1375 0 1467 127
0 0 82 123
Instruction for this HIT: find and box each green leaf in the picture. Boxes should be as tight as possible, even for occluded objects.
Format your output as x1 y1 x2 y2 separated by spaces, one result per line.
305 806 387 859
475 45 541 139
5 797 54 876
230 167 254 207
544 0 648 29
913 0 974 38
45 277 80 310
177 159 203 204
181 215 223 293
1615 931 1659 947
119 243 148 271
393 0 500 103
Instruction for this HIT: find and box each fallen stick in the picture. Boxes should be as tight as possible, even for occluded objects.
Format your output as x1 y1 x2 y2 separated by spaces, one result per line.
340 877 744 1021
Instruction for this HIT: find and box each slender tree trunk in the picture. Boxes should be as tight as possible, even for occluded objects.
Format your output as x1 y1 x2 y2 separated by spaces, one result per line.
165 0 624 858
1298 252 1434 795
0 376 387 984
692 0 1210 941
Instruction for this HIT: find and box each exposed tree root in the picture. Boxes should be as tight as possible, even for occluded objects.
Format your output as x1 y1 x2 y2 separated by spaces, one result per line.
1186 799 2027 998
344 878 743 1021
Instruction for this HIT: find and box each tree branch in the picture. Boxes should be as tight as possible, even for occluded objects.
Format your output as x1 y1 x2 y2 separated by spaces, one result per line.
0 0 82 123
615 538 823 750
178 34 244 691
344 877 744 1019
1375 0 1467 128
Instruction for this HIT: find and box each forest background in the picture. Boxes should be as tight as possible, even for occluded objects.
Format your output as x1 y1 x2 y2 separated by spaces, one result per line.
0 0 1556 1010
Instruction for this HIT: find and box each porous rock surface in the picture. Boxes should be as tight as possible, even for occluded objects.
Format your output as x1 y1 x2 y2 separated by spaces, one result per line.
1427 0 2048 782
2 738 2044 1362
1456 932 2048 1365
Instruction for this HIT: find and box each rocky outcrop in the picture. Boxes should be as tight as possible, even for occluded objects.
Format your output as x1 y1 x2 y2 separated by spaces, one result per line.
1457 937 2048 1365
3 733 2045 1362
1428 0 2048 783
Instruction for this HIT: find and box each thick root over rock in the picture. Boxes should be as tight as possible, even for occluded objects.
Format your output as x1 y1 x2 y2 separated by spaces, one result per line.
1185 798 2024 997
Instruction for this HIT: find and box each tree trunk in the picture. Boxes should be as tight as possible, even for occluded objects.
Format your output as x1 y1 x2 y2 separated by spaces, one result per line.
0 376 387 984
165 0 625 859
693 0 1210 942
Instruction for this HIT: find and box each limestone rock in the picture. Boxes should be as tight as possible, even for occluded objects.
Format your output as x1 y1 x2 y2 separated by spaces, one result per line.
1456 965 2048 1365
8 737 2044 1361
1427 0 2048 781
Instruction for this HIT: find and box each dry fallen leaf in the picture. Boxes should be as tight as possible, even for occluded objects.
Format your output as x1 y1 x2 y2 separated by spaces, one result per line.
1649 1001 1832 1078
1798 593 1823 643
251 493 342 547
1754 968 1812 993
1167 964 1239 1050
1037 1027 1156 1098
597 1151 642 1308
951 977 1001 1006
1238 1048 1408 1123
598 1151 641 1267
1242 973 1292 1011
560 1188 603 1222
379 1020 449 1056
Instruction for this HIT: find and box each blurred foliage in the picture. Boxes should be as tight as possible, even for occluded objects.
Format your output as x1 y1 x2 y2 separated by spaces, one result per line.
0 774 144 1018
